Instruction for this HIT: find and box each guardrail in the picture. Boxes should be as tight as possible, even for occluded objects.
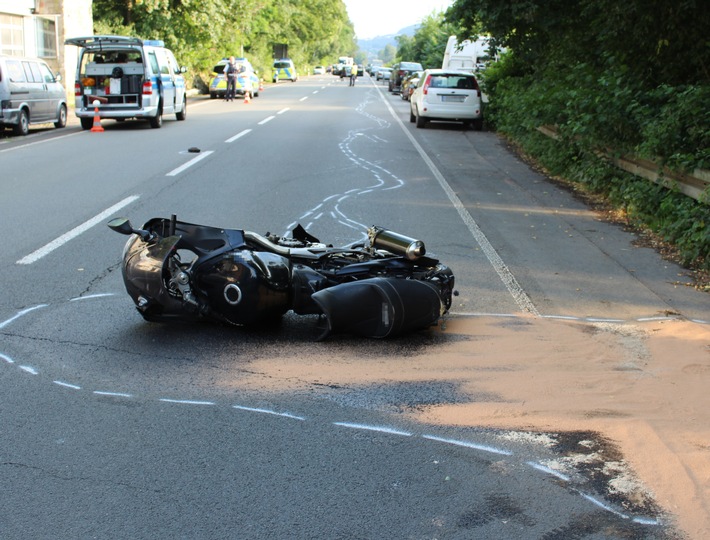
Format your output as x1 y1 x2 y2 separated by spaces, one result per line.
536 126 709 204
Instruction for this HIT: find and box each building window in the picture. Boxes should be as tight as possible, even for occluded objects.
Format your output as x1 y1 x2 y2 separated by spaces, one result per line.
36 16 57 58
0 14 24 56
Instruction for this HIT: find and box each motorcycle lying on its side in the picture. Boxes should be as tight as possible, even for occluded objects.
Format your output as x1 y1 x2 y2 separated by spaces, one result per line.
107 216 455 339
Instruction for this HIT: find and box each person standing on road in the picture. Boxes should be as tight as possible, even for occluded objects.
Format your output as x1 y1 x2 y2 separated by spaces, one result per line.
224 56 238 102
349 66 357 86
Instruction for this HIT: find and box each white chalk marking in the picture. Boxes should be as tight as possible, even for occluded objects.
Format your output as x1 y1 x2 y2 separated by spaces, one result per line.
258 116 275 125
94 391 132 398
422 434 513 456
166 150 213 176
0 304 48 329
19 365 38 375
527 461 570 482
580 493 627 519
0 353 15 364
70 293 115 302
17 196 140 264
233 405 305 421
226 129 252 143
333 422 412 437
159 398 215 405
54 381 81 390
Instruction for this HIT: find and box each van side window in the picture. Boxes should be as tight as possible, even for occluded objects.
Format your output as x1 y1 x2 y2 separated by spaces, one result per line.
23 61 43 83
6 60 25 82
148 52 160 75
38 62 55 83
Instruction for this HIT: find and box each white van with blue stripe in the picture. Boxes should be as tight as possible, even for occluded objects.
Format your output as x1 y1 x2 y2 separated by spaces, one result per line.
65 35 187 129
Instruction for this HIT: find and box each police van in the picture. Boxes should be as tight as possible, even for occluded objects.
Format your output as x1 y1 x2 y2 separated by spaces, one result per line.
65 35 187 129
272 58 297 83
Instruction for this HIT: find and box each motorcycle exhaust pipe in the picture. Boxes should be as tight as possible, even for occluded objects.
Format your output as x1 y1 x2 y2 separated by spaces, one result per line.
368 226 425 261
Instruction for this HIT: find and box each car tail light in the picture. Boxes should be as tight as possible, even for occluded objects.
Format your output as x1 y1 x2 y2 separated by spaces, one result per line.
74 82 81 97
142 81 153 95
422 75 431 95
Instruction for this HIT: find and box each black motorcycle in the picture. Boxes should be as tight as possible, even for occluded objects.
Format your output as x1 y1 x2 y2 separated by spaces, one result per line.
108 216 455 339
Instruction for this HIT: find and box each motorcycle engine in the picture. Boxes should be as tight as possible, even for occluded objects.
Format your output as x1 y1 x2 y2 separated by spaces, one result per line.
195 249 291 325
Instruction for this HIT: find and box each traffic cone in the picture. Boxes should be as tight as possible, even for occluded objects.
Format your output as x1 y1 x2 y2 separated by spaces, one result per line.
258 81 264 92
244 91 251 104
90 100 104 133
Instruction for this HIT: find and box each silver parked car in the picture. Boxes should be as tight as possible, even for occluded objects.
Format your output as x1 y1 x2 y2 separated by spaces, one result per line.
0 55 67 136
409 69 483 130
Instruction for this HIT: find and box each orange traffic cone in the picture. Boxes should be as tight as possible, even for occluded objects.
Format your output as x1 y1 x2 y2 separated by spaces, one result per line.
258 81 264 92
90 100 104 133
244 91 251 104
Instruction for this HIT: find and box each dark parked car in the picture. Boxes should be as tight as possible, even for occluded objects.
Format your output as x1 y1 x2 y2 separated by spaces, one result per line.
388 61 423 94
400 70 423 101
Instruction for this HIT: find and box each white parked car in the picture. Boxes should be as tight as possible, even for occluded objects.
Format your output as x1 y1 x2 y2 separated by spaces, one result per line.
313 65 326 75
409 69 483 130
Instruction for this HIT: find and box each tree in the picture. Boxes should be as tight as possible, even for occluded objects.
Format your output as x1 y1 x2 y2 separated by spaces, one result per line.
379 43 396 65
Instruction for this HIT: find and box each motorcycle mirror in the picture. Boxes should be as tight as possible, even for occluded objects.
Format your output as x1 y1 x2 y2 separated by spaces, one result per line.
108 217 153 241
108 217 134 235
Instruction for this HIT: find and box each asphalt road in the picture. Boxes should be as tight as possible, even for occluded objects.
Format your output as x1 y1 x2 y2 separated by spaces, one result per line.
1 74 702 538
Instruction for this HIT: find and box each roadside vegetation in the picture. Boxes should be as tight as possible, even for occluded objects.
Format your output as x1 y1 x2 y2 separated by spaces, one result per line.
440 0 709 276
91 0 357 88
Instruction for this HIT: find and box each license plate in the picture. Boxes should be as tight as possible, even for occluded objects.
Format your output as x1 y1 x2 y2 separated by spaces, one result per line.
441 95 465 103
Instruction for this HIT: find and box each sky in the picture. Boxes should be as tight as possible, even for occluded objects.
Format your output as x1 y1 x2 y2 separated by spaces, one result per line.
342 0 455 40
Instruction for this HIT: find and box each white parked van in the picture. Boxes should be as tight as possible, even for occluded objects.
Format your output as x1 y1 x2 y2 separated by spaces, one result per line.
0 55 67 136
65 35 187 129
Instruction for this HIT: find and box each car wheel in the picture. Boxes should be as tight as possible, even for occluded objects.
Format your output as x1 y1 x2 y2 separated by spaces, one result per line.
13 109 29 136
80 117 93 130
176 97 186 121
210 92 216 99
409 108 416 123
149 103 163 128
54 104 67 128
472 119 483 131
415 110 426 128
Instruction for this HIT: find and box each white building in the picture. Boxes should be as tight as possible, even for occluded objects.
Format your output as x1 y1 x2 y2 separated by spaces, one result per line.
0 0 93 102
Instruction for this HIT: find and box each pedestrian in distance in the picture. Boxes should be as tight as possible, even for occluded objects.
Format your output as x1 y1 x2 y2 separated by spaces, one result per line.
349 66 357 86
224 56 238 101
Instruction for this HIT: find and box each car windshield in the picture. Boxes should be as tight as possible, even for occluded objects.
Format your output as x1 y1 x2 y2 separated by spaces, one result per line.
274 61 291 68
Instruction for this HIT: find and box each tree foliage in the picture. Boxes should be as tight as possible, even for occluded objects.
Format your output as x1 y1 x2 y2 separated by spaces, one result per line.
393 12 460 69
91 0 356 82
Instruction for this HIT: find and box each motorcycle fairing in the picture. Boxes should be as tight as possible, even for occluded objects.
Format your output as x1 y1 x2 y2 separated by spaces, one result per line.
311 277 444 339
121 233 184 319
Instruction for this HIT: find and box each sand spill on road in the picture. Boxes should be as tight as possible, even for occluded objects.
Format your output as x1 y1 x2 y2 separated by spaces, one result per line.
241 315 710 538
